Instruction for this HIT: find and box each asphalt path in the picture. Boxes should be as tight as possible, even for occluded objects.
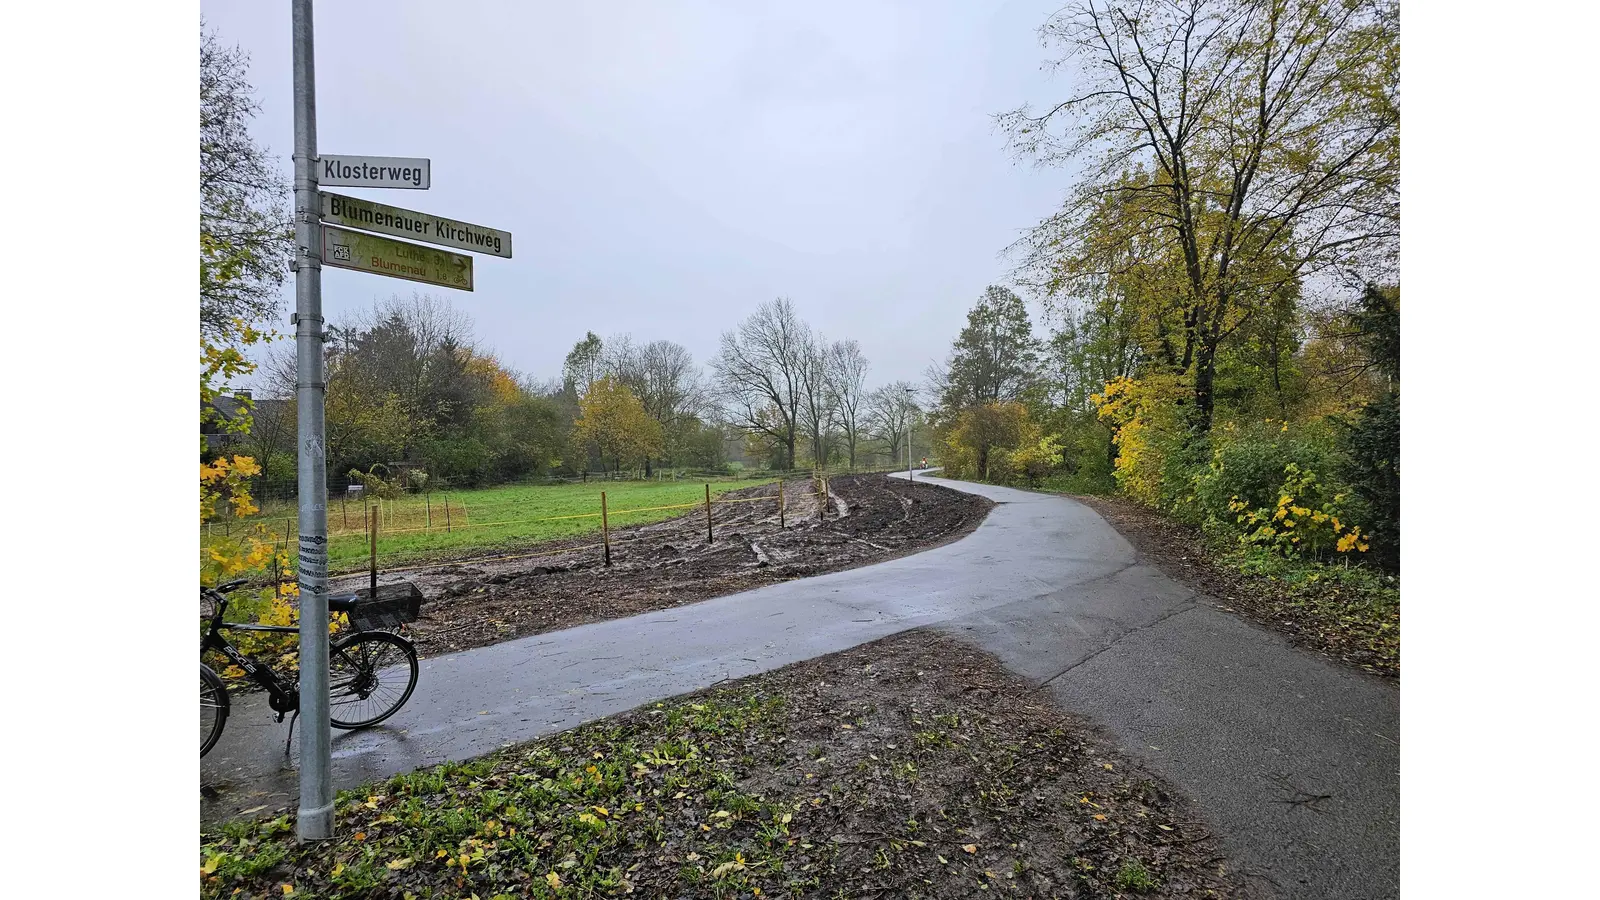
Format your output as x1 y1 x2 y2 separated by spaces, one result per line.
202 473 1397 899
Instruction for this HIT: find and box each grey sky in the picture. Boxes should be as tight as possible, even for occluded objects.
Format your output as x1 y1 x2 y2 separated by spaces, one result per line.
203 0 1079 391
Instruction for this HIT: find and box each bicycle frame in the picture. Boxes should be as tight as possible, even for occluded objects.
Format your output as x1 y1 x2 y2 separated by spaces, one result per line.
202 588 306 717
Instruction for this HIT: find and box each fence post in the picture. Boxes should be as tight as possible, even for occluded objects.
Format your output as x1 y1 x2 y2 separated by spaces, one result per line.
601 491 611 566
778 480 785 528
705 484 713 544
369 504 379 597
426 493 432 530
444 494 452 532
341 494 348 531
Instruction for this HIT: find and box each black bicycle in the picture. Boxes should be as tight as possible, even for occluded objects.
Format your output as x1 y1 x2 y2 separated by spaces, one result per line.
200 579 419 757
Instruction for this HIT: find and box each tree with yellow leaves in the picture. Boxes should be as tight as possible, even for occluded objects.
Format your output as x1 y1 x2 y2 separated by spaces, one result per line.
573 376 663 475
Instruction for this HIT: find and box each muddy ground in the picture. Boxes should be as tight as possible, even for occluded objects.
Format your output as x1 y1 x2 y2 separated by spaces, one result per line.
202 630 1248 899
330 475 993 659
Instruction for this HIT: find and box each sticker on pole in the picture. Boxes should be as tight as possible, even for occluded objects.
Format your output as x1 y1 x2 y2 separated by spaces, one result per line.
322 225 472 291
320 192 511 258
318 155 430 189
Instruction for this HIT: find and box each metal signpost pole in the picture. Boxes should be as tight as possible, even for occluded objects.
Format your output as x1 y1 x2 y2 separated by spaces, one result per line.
291 0 334 843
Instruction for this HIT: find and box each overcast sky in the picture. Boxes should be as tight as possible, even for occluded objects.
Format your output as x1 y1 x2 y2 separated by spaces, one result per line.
202 0 1080 391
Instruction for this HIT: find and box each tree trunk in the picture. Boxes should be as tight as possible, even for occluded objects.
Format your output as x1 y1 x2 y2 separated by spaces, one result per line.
644 457 653 478
1193 340 1218 434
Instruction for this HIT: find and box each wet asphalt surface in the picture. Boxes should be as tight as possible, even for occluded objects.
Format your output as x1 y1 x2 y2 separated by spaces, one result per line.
202 474 1397 900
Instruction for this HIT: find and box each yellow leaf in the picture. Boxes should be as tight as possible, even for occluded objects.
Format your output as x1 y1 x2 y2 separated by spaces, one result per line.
202 856 222 875
545 872 562 889
281 886 295 896
963 844 977 854
1102 763 1113 771
1092 814 1107 821
780 813 792 824
386 857 413 871
331 862 344 877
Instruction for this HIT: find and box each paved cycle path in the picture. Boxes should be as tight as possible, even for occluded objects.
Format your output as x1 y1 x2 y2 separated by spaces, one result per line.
203 474 1397 900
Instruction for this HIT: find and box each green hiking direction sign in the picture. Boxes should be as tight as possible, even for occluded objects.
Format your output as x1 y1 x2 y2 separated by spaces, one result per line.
320 192 512 259
322 225 472 291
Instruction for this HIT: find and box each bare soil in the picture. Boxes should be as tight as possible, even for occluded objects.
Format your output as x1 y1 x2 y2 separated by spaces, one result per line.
201 630 1249 899
331 475 993 659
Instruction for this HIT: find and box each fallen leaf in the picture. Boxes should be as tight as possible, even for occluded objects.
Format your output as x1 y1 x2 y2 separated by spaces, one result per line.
353 832 366 841
546 872 562 889
202 856 222 875
330 862 344 877
1092 814 1107 821
386 858 413 871
1102 763 1114 771
1158 824 1173 832
963 844 977 854
281 886 294 896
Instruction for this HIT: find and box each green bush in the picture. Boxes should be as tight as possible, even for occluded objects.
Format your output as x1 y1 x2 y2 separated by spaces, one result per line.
1335 392 1399 571
1191 421 1339 529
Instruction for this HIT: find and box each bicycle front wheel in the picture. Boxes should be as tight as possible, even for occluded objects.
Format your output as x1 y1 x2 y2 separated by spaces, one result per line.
328 630 418 729
201 664 229 756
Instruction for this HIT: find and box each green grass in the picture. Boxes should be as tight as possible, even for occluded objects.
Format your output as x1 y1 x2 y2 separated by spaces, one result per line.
1113 858 1159 892
203 477 780 574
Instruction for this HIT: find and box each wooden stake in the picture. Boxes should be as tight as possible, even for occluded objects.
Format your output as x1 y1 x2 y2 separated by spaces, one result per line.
705 484 713 544
369 505 379 597
426 493 432 529
601 491 611 566
444 494 452 532
778 480 785 528
341 494 348 530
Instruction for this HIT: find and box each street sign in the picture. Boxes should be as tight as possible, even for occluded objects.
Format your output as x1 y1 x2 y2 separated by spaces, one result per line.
320 192 512 258
322 225 472 291
318 154 430 189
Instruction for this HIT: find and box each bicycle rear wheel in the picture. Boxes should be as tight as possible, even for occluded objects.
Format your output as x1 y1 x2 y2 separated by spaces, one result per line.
200 664 229 756
328 630 418 729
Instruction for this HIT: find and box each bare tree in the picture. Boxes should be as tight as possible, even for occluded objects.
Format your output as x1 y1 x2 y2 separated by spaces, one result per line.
827 340 870 470
603 335 704 474
795 329 837 468
867 381 920 463
240 393 296 480
712 298 809 471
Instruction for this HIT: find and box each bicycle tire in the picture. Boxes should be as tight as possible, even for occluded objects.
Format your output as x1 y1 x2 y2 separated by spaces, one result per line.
200 663 229 757
328 630 418 729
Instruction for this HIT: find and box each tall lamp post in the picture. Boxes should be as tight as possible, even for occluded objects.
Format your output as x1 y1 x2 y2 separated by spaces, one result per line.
904 387 915 483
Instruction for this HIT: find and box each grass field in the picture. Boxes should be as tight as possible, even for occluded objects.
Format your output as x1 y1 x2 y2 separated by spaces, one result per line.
203 477 780 575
